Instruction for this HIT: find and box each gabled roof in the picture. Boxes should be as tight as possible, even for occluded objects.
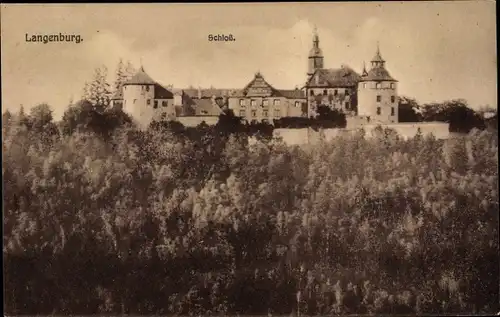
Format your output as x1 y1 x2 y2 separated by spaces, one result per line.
192 99 223 116
123 66 156 85
306 66 361 88
154 84 174 99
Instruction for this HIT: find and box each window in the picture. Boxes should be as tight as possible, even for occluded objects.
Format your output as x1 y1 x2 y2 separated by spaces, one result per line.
391 96 396 103
334 89 338 96
323 89 327 95
263 99 269 107
376 95 381 102
239 110 245 117
391 83 395 89
391 107 395 116
239 99 245 106
263 110 268 117
295 101 300 108
133 99 137 104
345 101 350 110
310 90 314 96
162 101 168 107
252 110 257 117
377 107 381 115
274 99 280 106
147 99 151 105
274 109 281 117
201 110 208 115
363 83 367 89
376 83 381 89
345 90 350 96
161 113 167 120
146 86 150 92
251 99 256 107
153 100 158 109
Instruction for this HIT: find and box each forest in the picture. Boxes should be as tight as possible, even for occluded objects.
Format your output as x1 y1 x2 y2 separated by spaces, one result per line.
2 97 499 315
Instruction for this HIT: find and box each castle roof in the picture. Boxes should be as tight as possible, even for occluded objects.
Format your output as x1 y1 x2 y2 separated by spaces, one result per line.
191 98 223 116
360 67 397 82
123 66 156 85
230 72 306 99
306 66 361 88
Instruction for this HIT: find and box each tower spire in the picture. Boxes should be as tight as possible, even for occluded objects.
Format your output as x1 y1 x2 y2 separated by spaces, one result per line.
139 57 144 71
362 61 368 76
371 41 385 67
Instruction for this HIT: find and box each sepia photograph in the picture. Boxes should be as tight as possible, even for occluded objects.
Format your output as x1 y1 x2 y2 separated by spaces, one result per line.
1 2 498 315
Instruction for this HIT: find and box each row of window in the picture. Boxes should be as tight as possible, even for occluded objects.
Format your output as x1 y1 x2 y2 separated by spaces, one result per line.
239 99 285 107
310 89 350 97
125 99 169 108
240 110 281 117
376 95 397 103
376 107 396 116
363 82 396 89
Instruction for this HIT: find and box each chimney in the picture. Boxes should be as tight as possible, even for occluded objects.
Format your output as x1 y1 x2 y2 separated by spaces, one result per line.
198 87 202 99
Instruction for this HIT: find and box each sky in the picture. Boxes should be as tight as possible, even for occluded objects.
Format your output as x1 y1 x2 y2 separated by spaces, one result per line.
1 2 497 120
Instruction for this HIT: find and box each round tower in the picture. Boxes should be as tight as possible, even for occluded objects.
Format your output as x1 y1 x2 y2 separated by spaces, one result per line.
357 44 399 124
122 66 157 129
307 26 324 81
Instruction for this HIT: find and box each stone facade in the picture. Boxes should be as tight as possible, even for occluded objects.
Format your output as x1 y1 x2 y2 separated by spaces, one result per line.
227 72 307 123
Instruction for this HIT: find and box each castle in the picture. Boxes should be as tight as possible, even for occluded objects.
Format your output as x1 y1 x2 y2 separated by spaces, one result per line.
111 28 399 129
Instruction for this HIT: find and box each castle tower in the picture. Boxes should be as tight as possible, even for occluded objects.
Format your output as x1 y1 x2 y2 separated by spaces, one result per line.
122 65 157 129
357 43 399 123
307 26 324 81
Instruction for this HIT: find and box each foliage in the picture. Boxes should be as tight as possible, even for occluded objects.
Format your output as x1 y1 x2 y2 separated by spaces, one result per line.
3 103 499 315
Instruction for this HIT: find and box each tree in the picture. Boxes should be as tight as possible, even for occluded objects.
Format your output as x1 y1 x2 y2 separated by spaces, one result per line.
87 66 113 110
114 59 128 93
315 105 346 128
398 96 423 122
125 61 136 79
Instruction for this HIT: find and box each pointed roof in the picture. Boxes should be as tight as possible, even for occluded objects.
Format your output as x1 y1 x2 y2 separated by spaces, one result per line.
362 61 368 77
371 42 385 63
123 66 157 85
361 67 397 82
309 26 323 57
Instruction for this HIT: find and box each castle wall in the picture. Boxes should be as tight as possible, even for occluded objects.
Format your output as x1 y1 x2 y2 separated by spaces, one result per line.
272 122 450 145
177 116 219 127
123 84 156 129
357 81 398 123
